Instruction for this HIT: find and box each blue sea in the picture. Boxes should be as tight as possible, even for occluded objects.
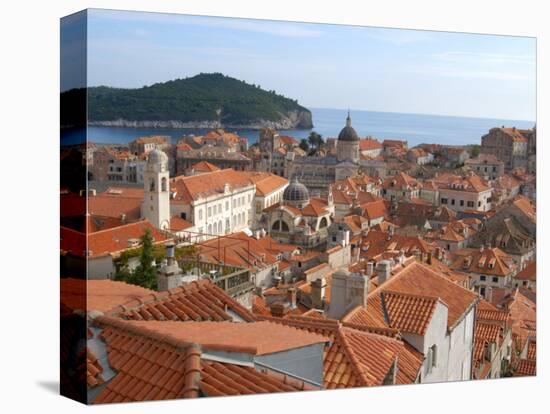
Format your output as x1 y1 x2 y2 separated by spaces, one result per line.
63 108 535 148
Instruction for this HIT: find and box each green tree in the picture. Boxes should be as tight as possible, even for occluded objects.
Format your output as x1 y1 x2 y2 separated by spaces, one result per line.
470 145 481 157
307 131 323 154
299 138 310 152
116 230 158 290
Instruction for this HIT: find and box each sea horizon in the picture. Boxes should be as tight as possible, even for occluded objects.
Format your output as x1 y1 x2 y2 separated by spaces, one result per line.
62 107 535 148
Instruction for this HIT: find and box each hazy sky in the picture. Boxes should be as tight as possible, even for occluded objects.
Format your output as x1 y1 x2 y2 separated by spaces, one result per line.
83 9 536 121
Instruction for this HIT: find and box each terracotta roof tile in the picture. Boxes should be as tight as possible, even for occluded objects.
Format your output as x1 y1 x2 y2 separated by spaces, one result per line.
93 317 202 403
99 319 329 356
381 291 441 335
515 261 536 282
514 359 536 376
200 360 315 397
111 280 255 323
343 261 478 332
256 316 420 388
191 161 221 172
449 247 514 277
61 278 155 314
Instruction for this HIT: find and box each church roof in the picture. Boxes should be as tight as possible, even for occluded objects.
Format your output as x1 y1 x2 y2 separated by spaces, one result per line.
338 112 360 142
283 177 310 203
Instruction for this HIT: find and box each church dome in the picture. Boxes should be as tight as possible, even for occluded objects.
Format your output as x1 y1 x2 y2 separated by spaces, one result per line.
338 111 359 142
283 177 310 204
147 149 168 167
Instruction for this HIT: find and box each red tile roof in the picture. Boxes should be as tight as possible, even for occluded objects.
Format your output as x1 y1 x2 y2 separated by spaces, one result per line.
88 193 143 221
514 358 536 376
512 196 536 223
61 278 154 314
449 247 514 277
111 279 256 322
256 316 421 388
92 316 314 403
197 232 279 270
62 220 169 259
381 291 441 335
170 216 194 231
191 160 221 172
343 261 478 332
359 138 383 151
360 230 434 260
101 319 329 356
382 172 421 190
499 127 528 143
93 316 202 403
200 360 315 397
170 169 254 204
86 349 105 388
515 261 536 282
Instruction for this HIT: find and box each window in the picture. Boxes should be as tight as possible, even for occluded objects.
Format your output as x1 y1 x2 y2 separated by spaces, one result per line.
199 209 203 220
451 199 455 205
226 201 229 211
480 275 486 281
161 177 167 192
492 276 499 283
180 212 186 220
478 201 481 207
441 198 448 204
207 207 211 217
480 287 486 296
427 345 437 372
460 200 464 207
467 201 474 208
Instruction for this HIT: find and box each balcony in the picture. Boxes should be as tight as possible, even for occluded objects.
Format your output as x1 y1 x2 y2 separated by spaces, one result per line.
179 259 254 299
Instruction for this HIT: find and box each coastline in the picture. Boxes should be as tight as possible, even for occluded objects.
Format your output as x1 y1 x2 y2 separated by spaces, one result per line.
87 119 313 130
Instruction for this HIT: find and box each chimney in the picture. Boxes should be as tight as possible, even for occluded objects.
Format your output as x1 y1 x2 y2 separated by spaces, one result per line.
376 260 392 285
427 252 433 265
270 301 288 317
485 286 493 303
328 270 369 320
157 242 182 291
366 262 375 278
165 242 175 266
287 287 297 309
120 213 126 224
311 277 326 309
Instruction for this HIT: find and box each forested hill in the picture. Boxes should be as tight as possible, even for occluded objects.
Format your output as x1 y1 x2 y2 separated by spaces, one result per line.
64 73 313 129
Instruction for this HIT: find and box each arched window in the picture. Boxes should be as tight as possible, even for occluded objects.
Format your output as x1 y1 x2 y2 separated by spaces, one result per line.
161 177 167 192
208 224 212 234
218 220 223 234
272 220 289 232
149 178 155 191
319 217 328 229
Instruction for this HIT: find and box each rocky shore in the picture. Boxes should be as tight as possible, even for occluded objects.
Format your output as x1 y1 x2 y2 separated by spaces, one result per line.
88 110 313 130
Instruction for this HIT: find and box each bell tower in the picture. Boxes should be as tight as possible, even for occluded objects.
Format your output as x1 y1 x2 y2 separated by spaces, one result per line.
142 149 171 230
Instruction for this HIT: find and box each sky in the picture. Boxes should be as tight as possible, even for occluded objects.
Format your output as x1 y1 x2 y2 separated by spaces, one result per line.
67 9 536 121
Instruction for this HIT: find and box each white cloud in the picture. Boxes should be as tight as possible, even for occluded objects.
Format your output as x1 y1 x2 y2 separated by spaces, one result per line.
434 51 535 65
89 9 324 38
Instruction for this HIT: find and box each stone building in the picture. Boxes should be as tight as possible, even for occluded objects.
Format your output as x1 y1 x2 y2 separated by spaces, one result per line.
264 177 334 249
128 135 171 156
465 154 504 180
481 127 534 170
175 145 252 175
287 112 361 193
